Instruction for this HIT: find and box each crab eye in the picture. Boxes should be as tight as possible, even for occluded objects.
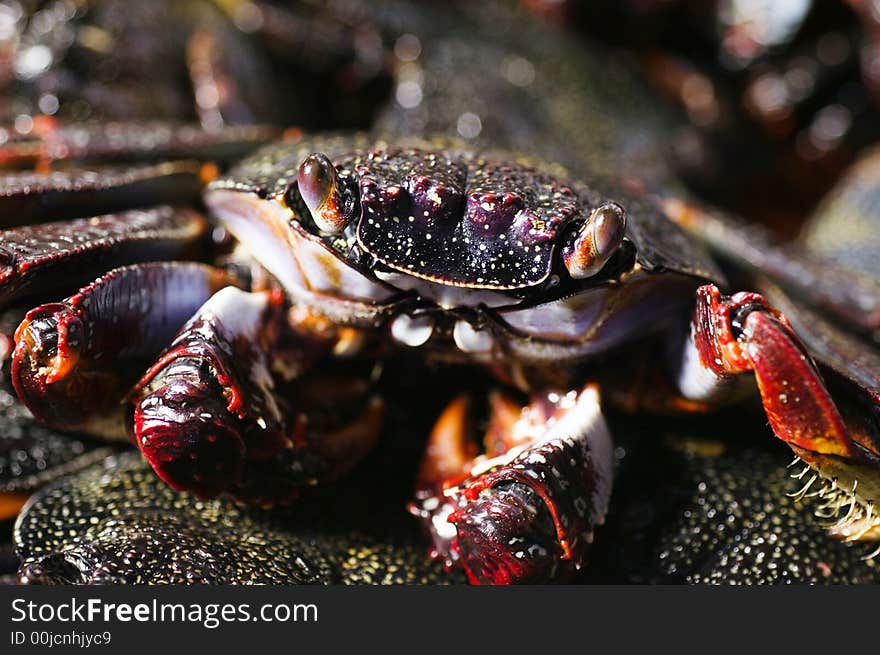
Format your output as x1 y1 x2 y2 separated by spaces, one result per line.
562 201 627 279
296 152 350 234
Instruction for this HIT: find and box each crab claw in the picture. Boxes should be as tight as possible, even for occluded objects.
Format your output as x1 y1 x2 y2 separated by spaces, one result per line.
129 287 382 505
295 152 353 234
683 284 880 541
411 385 613 584
562 201 627 279
11 262 235 440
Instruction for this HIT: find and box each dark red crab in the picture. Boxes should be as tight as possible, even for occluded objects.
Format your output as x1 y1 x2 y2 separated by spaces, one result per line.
4 126 880 584
195 133 880 583
3 0 880 586
1 126 878 584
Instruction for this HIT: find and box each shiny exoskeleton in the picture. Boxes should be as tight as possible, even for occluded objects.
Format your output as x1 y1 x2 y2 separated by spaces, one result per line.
199 132 880 583
2 0 880 586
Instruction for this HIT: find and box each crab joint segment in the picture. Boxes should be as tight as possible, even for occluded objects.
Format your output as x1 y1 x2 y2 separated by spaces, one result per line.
411 385 613 584
295 152 352 234
562 201 627 279
687 284 852 459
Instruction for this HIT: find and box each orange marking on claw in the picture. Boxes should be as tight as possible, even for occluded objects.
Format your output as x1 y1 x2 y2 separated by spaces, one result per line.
417 396 477 489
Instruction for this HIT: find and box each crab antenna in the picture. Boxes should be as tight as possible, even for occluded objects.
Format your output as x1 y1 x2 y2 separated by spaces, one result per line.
296 152 350 234
563 201 627 279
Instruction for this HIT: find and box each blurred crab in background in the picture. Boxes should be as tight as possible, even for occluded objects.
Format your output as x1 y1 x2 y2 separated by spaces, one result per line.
0 0 878 585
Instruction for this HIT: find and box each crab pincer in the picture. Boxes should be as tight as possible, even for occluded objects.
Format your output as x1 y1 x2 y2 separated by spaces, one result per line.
12 262 238 440
129 287 383 505
411 386 613 584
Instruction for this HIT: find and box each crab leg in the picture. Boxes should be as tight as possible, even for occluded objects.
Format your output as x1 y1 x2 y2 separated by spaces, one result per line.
674 284 880 539
411 385 613 584
0 162 206 228
11 262 238 440
662 198 880 335
129 287 382 505
0 206 208 307
0 120 278 169
685 285 849 455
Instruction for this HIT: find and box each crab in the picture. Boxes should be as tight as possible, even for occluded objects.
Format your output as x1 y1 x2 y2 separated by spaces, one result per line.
1 127 877 585
1 0 880 586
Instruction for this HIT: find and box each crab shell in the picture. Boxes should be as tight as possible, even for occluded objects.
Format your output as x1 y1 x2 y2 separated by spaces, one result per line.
205 134 723 363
